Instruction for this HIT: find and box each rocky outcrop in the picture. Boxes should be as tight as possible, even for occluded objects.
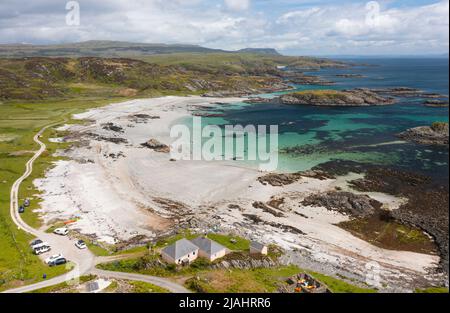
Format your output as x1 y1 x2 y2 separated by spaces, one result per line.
252 201 285 218
141 138 170 153
211 257 279 270
424 100 449 108
397 122 449 146
371 87 447 99
286 75 335 86
102 122 124 133
349 167 449 274
336 74 365 78
280 89 396 107
301 191 380 218
257 172 303 186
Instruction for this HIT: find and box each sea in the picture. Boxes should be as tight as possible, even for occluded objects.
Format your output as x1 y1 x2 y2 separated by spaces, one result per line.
184 58 449 184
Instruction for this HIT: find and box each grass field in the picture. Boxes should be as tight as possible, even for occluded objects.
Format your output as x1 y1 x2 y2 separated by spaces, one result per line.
186 266 377 293
0 97 129 291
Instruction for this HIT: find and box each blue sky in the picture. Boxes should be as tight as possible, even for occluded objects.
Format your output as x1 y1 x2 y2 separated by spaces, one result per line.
0 0 448 55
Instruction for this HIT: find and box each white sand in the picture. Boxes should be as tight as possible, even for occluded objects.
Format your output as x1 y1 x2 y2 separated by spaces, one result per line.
34 96 441 289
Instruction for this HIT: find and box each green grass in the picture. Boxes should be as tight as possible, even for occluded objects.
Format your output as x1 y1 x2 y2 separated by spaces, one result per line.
154 230 199 248
415 287 449 293
97 253 212 277
29 274 96 293
206 233 250 251
97 251 377 294
185 265 377 293
305 270 377 293
129 280 170 293
0 97 129 291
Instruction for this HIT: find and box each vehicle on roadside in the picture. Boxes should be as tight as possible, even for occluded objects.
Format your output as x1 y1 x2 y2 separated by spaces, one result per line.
45 254 64 265
34 245 51 255
31 241 50 250
48 257 67 267
18 205 25 213
75 240 87 249
30 239 43 247
53 227 69 236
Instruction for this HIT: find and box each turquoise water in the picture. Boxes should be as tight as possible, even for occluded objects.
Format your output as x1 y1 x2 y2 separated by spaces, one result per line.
189 58 449 182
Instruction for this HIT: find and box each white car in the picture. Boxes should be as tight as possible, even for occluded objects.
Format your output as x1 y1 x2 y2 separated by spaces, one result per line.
34 245 51 255
75 240 87 250
31 242 50 250
53 227 69 236
45 254 64 265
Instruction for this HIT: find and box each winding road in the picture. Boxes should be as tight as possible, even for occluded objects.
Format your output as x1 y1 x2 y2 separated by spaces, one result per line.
3 124 190 294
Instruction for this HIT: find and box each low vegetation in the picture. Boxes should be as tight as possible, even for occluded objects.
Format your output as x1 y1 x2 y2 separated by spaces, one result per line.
185 265 377 293
0 98 127 290
129 280 170 293
415 287 449 293
29 274 96 293
339 214 437 255
206 233 250 251
97 232 375 294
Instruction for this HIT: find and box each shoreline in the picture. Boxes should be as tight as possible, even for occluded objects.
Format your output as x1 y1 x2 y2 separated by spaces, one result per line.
31 95 446 291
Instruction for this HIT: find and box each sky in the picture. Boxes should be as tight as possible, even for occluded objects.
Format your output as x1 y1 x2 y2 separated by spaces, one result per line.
0 0 448 56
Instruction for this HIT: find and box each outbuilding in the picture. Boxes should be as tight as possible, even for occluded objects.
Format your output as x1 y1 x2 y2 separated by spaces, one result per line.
250 241 268 255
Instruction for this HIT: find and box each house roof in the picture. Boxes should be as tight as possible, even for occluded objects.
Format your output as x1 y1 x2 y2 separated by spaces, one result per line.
250 241 266 251
162 238 199 260
191 237 226 256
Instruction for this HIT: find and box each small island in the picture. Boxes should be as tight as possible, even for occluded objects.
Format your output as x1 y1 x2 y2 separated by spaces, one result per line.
397 122 449 146
280 89 396 107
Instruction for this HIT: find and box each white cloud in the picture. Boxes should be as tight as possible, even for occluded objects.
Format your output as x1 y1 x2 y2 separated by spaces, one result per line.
224 0 250 11
0 0 448 55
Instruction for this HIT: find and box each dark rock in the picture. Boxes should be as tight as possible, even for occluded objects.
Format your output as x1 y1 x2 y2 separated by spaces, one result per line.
258 172 303 186
280 89 396 107
424 100 449 108
102 122 124 133
397 122 449 146
141 138 171 153
301 191 380 218
252 201 285 218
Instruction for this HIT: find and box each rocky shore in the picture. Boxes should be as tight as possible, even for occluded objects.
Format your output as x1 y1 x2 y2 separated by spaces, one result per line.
349 167 449 274
424 100 449 107
397 122 449 146
280 89 396 107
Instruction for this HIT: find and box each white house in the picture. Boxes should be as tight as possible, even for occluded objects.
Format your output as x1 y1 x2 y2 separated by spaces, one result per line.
190 237 227 262
250 241 268 255
161 238 199 265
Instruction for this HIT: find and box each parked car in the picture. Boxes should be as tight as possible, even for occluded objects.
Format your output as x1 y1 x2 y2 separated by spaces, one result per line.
49 257 67 267
53 227 69 236
30 239 43 247
75 240 87 250
45 254 64 265
31 241 49 250
18 206 25 213
34 245 51 255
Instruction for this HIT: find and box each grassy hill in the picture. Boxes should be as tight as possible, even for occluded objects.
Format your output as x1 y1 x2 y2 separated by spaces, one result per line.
0 40 284 58
0 53 343 101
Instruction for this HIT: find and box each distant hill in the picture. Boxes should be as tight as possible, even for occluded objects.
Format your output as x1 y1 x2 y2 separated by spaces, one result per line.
237 48 281 55
0 40 281 58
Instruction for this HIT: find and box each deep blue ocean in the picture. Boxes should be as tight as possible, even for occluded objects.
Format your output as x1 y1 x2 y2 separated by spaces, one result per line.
193 58 449 183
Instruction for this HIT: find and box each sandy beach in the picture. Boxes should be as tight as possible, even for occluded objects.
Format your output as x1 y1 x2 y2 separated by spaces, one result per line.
34 96 442 291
